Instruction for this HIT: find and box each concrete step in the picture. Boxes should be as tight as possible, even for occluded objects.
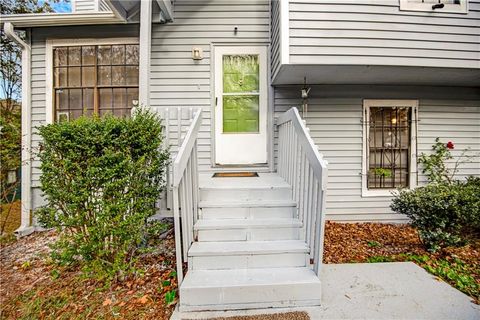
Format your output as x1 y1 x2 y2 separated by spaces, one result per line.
199 200 297 219
194 218 302 241
188 240 308 270
179 267 322 311
199 173 292 202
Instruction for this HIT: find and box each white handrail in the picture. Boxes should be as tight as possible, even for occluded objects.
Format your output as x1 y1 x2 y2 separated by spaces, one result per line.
172 109 202 284
277 107 328 275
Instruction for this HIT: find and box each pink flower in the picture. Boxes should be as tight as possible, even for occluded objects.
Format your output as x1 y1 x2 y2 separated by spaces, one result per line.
446 141 454 149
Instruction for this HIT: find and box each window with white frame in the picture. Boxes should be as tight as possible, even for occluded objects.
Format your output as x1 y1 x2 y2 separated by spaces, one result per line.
51 41 139 121
362 100 418 197
399 0 468 13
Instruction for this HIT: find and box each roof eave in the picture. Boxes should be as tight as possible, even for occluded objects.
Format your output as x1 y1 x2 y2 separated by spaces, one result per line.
0 12 127 28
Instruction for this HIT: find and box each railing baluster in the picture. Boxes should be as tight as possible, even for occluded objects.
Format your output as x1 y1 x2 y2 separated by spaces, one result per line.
276 107 328 276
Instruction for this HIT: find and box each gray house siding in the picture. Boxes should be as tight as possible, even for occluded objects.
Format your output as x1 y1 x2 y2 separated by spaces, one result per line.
149 0 270 171
288 0 480 69
274 85 480 222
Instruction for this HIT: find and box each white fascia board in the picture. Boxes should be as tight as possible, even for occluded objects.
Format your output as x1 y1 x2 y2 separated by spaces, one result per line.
155 0 174 22
0 12 125 28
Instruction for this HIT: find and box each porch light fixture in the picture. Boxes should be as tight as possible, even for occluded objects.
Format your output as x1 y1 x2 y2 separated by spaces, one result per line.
192 47 203 60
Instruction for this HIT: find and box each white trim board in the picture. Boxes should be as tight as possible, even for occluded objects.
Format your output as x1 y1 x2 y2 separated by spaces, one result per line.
361 99 419 198
399 0 468 14
45 37 139 124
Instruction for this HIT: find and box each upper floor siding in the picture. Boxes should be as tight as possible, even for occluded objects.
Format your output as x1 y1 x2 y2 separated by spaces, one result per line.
271 0 480 84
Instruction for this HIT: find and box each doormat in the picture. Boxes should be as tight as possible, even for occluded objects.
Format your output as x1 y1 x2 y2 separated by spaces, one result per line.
186 311 310 320
212 172 259 178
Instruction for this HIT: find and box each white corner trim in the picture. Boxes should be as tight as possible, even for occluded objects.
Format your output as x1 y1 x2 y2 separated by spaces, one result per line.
279 0 289 65
4 23 32 232
45 37 139 124
361 99 419 198
139 0 152 107
399 0 468 14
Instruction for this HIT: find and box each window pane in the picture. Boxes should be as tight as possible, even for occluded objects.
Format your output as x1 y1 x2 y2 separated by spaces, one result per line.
127 88 139 109
113 88 128 117
126 66 139 85
223 55 259 93
68 67 81 87
368 107 410 189
69 89 82 110
99 88 113 112
55 89 69 111
112 45 125 65
98 66 111 85
82 46 95 65
68 47 81 66
112 66 126 85
82 66 95 87
97 45 111 65
54 67 68 87
223 95 259 133
126 45 139 64
83 88 94 114
54 47 67 66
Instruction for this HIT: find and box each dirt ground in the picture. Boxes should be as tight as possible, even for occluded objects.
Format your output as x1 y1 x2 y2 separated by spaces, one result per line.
0 226 178 320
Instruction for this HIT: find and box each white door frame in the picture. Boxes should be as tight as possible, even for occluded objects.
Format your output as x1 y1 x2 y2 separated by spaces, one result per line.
213 45 268 165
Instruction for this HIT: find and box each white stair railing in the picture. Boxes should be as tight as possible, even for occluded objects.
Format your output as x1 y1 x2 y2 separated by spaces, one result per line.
172 109 202 284
277 107 328 276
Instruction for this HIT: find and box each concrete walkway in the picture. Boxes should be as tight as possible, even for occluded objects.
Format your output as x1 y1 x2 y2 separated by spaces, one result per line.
172 262 480 320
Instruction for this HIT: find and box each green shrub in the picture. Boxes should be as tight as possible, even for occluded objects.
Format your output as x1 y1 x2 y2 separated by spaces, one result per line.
35 108 169 280
391 178 480 251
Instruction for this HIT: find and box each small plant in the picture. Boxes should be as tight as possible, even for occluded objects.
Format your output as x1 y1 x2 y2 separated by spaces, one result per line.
35 108 170 281
418 138 475 184
366 256 394 263
371 168 392 178
367 240 381 248
164 290 176 305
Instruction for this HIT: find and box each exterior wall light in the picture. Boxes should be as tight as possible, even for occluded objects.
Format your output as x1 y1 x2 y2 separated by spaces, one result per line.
192 47 203 60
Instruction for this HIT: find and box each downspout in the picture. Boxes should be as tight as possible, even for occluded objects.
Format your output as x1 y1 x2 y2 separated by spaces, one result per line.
4 22 34 236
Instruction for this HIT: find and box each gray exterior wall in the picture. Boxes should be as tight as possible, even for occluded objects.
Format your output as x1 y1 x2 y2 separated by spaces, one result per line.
149 0 270 171
274 85 480 222
287 0 480 69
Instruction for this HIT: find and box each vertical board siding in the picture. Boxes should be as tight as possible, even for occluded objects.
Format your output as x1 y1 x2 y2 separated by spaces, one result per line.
149 0 270 171
288 0 480 69
274 86 480 222
270 0 281 80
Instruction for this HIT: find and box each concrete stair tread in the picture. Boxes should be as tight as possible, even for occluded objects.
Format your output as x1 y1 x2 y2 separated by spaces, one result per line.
181 267 320 288
199 173 291 190
199 200 296 208
194 218 302 230
188 240 308 257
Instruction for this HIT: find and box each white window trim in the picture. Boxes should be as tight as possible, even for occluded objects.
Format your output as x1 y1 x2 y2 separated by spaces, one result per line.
45 37 139 124
362 100 419 198
399 0 468 14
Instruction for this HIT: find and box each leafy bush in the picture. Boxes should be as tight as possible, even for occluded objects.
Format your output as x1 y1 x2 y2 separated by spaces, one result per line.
391 177 480 251
36 108 169 280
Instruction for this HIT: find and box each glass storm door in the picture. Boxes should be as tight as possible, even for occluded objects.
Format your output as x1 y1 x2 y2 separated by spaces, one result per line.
214 46 268 165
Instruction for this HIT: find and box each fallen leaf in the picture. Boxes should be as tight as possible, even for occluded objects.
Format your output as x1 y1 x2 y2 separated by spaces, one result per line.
138 295 149 304
102 298 112 306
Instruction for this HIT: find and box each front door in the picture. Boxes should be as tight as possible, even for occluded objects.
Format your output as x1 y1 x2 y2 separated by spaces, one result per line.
214 46 268 165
